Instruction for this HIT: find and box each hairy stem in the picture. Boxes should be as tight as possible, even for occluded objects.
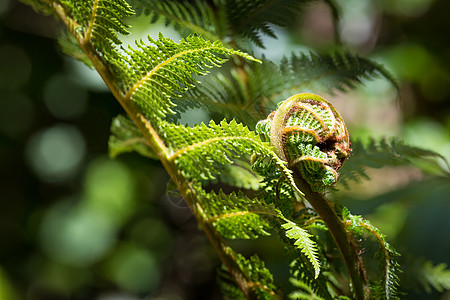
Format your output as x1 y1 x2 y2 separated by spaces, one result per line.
292 170 370 300
46 1 275 298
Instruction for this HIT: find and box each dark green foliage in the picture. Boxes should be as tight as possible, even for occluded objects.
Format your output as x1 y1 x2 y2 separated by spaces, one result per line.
279 51 398 95
109 115 157 159
129 0 223 42
200 189 275 239
339 138 448 185
416 261 450 293
229 249 279 299
178 51 397 126
343 209 400 300
128 0 341 49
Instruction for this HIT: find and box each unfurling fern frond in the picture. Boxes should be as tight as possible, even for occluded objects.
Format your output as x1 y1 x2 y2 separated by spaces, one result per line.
108 115 157 159
114 34 259 120
343 209 400 300
339 138 449 185
59 0 134 53
281 219 321 279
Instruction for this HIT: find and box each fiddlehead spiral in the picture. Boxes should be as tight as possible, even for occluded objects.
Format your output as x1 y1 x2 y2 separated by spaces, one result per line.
256 93 350 192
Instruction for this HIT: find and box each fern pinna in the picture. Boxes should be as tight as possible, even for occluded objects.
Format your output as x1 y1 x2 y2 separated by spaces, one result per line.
23 0 450 299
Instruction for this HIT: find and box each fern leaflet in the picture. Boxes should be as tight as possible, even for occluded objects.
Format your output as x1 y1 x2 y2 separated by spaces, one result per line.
340 138 449 185
343 209 400 300
161 119 301 195
200 189 276 239
418 261 450 293
178 51 397 126
281 219 321 279
108 115 157 159
59 0 134 53
114 34 259 120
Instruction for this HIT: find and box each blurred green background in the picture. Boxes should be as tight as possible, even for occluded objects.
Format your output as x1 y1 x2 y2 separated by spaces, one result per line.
0 0 449 299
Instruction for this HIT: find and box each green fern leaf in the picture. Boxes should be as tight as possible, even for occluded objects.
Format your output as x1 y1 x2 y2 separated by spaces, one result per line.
281 219 321 279
178 51 396 126
219 160 262 190
343 210 400 300
162 119 301 195
289 278 325 300
227 0 334 48
281 50 398 94
108 115 157 159
340 138 449 185
129 0 340 49
116 34 259 120
201 190 276 239
418 261 450 293
129 0 224 42
59 0 134 53
225 249 279 299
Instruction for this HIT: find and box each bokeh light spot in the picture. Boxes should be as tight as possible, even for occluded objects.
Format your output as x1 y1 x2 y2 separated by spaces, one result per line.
43 74 88 119
83 158 135 225
40 199 117 267
26 124 86 182
106 244 160 294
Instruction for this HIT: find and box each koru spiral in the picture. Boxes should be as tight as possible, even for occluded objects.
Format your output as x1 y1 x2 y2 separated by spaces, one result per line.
256 93 351 192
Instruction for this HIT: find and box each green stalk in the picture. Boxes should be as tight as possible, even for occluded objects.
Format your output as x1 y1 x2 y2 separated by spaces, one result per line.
292 170 370 300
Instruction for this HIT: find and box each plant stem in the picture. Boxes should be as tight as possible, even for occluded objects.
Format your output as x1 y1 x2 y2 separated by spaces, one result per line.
292 169 370 300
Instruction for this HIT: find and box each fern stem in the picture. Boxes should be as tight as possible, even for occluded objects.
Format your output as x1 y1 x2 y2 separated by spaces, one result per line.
292 171 370 300
84 0 99 44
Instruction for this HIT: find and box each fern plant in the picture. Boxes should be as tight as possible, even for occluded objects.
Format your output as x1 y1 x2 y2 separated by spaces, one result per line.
22 0 449 299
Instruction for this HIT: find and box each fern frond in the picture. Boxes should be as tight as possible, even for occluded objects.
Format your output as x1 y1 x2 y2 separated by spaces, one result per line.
58 30 93 67
280 50 398 94
418 261 450 293
201 190 276 239
162 119 301 195
219 160 262 190
129 0 340 49
227 0 311 48
288 258 333 300
289 278 325 300
343 210 400 300
59 0 134 53
128 0 224 42
114 34 259 120
224 249 279 299
179 51 396 127
178 58 281 125
340 138 449 185
281 219 321 279
108 115 157 159
218 265 246 300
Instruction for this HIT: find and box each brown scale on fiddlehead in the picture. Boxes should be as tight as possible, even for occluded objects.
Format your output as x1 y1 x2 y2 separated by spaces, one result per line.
256 93 351 192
